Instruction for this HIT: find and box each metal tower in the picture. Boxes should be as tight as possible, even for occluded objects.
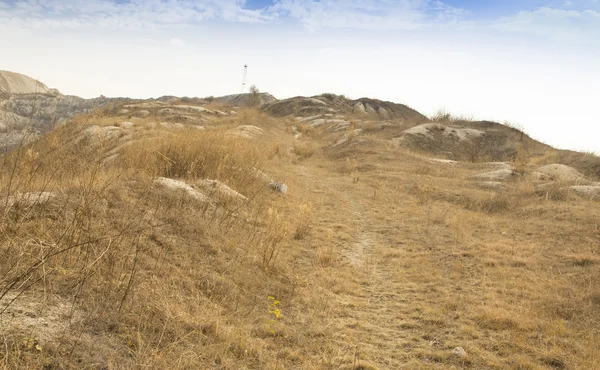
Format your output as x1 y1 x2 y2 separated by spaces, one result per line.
241 64 248 93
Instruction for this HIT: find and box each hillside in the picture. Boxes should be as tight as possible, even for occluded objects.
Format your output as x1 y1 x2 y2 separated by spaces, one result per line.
0 70 59 96
0 71 128 152
1 73 600 369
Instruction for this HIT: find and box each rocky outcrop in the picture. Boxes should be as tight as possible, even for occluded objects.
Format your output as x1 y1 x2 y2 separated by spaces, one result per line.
263 94 425 122
0 70 127 151
531 164 585 182
471 169 516 181
0 70 59 96
213 93 277 107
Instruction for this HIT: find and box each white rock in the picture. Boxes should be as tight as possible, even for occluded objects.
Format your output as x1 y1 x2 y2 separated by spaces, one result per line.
306 98 326 105
231 125 264 139
365 104 378 115
472 169 515 181
75 125 124 144
453 347 467 358
429 158 459 165
328 121 352 132
483 162 514 170
158 108 177 116
119 121 134 128
269 182 288 194
154 177 208 202
566 185 600 198
353 102 367 114
308 119 327 127
533 164 585 182
402 123 483 141
252 168 273 183
159 121 184 129
6 191 56 208
196 179 247 202
172 105 212 114
476 181 510 190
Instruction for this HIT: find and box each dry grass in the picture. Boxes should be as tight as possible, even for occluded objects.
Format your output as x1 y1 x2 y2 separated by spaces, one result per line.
2 102 600 369
0 108 330 369
293 142 318 160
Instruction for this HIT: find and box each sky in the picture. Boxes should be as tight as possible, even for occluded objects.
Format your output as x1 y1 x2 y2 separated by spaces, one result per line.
0 0 599 153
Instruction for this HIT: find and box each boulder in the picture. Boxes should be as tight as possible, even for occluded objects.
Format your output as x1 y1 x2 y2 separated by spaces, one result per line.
136 110 151 118
154 177 208 202
471 169 515 181
476 181 511 190
452 347 467 358
196 179 247 202
231 125 264 139
566 185 600 198
119 121 134 128
532 164 584 182
6 191 56 208
269 182 288 194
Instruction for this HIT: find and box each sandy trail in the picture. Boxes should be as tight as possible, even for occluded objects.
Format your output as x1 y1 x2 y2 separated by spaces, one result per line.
294 162 421 369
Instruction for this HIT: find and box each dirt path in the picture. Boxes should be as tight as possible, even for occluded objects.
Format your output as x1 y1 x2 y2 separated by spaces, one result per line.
290 161 422 369
282 145 600 369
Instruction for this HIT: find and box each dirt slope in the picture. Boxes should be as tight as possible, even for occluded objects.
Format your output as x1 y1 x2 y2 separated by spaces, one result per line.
0 70 59 96
1 92 600 369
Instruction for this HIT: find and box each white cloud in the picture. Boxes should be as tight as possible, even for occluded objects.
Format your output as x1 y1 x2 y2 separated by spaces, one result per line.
0 0 273 30
0 0 471 31
169 38 187 47
269 0 470 31
493 7 600 45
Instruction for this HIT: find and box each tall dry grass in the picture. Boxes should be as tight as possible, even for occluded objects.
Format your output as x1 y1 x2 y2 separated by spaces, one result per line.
0 108 317 369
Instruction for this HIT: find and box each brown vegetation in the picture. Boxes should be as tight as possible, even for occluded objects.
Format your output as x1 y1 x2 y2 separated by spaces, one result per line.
1 102 599 370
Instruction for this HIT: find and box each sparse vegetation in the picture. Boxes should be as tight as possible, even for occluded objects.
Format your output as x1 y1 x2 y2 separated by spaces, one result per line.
430 108 473 123
2 90 600 370
292 141 317 160
246 84 261 107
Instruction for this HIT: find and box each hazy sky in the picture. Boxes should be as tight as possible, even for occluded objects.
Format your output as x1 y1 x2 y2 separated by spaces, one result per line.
1 0 599 152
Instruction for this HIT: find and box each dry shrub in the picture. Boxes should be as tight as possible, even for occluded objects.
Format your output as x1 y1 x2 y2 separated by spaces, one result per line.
292 142 317 160
293 203 313 240
297 124 316 137
566 254 599 267
0 114 297 368
513 147 531 175
414 165 433 176
201 101 233 112
414 184 436 204
338 158 358 174
430 108 473 123
121 129 266 191
475 309 520 331
459 192 515 213
535 182 569 201
317 229 337 267
226 107 278 130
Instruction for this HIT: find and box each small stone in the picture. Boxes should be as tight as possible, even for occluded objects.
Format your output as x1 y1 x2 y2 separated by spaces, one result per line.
269 182 288 194
453 347 467 357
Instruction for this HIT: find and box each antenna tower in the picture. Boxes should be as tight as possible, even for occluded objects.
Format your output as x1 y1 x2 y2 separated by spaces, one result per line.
241 64 248 93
